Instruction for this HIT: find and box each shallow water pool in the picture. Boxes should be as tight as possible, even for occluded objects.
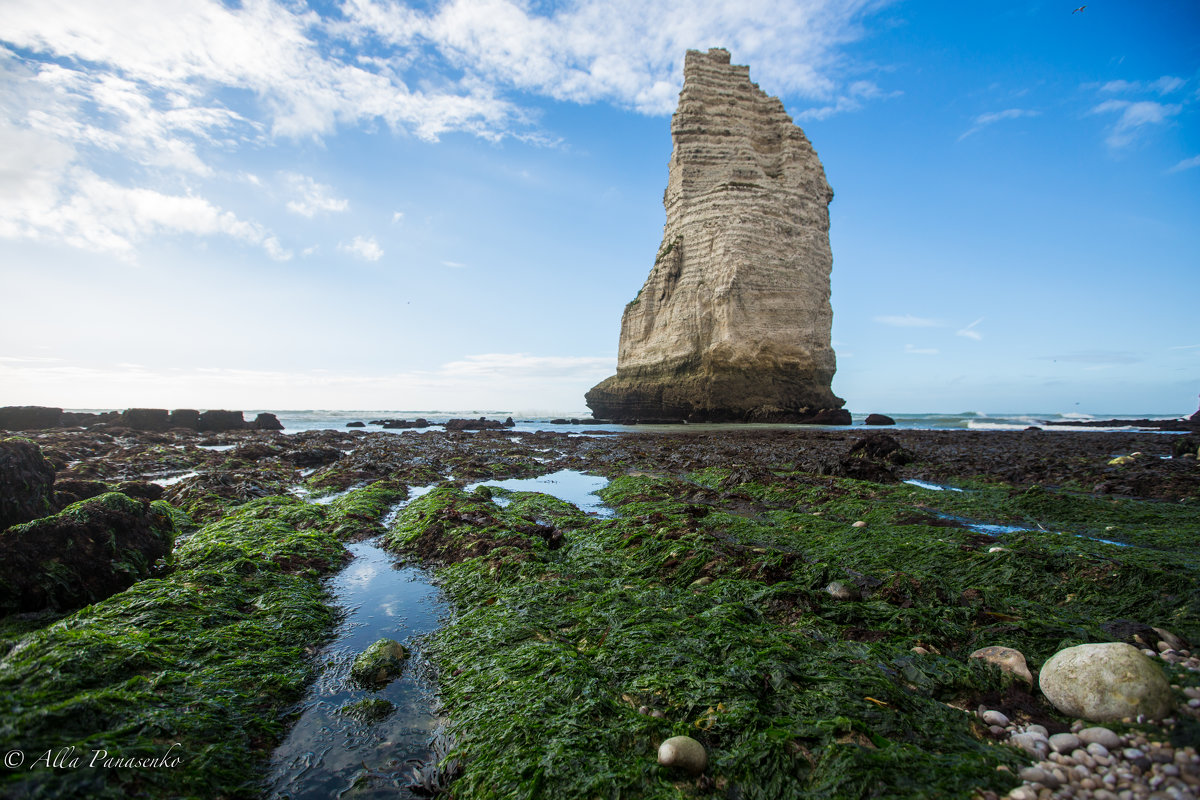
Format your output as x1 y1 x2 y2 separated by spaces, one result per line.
266 490 447 799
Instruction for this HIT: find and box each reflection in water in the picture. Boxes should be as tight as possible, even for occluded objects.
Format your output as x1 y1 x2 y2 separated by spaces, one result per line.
266 489 446 800
465 469 613 518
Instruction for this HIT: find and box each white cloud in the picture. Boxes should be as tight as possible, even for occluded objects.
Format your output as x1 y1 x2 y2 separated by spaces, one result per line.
796 79 902 122
282 172 349 217
1 0 894 257
904 344 938 355
1167 155 1200 174
958 108 1039 141
345 0 889 115
1100 76 1186 95
874 314 942 328
340 235 383 261
956 318 984 341
391 211 405 224
1090 99 1183 149
441 260 466 268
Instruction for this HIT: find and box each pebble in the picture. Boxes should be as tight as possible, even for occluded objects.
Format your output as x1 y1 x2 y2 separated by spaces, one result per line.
984 709 1011 727
1051 733 1081 754
851 520 868 528
1079 728 1123 749
1003 714 1200 800
657 735 707 775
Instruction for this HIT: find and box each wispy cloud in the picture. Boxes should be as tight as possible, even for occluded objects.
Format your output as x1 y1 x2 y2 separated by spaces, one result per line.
339 235 383 262
956 318 984 341
282 172 348 217
959 108 1039 141
1099 76 1187 95
904 344 939 355
874 314 943 328
1167 155 1200 174
796 80 902 122
1090 99 1183 149
441 260 466 268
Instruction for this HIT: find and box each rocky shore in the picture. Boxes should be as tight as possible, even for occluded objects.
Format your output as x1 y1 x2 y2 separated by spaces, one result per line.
1 421 1197 798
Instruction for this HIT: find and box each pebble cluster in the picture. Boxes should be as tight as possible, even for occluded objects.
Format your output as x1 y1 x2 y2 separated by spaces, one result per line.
983 640 1200 800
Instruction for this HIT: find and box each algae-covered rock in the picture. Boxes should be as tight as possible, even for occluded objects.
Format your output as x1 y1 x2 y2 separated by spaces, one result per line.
657 735 707 775
0 437 56 530
970 645 1034 685
339 697 395 722
0 492 176 613
1038 642 1172 721
350 637 409 687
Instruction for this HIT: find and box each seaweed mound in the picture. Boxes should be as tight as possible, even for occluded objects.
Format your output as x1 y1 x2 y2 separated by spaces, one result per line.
0 492 176 613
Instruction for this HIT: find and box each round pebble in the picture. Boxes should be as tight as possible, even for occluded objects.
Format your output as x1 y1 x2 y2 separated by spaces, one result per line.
1051 733 1082 754
1079 727 1122 749
851 520 868 528
1089 743 1112 757
657 735 707 775
984 709 1011 727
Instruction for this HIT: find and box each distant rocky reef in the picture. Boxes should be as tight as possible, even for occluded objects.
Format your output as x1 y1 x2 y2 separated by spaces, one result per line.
0 406 282 432
587 48 847 424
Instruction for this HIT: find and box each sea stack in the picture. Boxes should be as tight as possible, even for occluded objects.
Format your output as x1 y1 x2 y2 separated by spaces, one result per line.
586 48 847 424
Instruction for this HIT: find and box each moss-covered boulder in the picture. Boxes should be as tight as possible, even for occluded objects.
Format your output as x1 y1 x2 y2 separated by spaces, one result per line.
350 637 409 687
0 492 176 614
0 437 56 530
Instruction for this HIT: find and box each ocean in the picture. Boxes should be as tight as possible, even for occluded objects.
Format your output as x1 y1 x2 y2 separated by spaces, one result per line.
236 410 1189 435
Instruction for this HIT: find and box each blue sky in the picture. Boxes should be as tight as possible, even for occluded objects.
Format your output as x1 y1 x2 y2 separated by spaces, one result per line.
1 0 1197 415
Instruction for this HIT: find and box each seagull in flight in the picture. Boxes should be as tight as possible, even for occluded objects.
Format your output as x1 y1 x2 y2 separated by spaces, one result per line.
1072 5 1086 12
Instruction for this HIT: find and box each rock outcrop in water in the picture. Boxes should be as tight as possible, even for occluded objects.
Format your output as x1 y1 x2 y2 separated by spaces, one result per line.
587 48 846 424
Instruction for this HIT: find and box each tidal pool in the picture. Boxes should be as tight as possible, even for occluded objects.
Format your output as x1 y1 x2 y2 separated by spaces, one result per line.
266 489 447 799
464 469 613 517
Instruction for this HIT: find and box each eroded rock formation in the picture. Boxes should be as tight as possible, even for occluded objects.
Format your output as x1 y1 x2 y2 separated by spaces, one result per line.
587 48 846 423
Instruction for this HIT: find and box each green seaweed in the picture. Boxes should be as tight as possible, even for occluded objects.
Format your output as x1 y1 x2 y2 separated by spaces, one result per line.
0 481 402 799
385 469 1199 799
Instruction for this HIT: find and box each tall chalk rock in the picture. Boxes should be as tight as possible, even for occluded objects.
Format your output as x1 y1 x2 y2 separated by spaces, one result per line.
587 48 846 423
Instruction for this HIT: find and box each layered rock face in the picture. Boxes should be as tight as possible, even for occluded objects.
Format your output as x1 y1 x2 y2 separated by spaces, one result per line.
587 48 845 423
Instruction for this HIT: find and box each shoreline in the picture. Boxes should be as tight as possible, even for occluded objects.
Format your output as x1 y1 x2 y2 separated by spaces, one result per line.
2 424 1197 798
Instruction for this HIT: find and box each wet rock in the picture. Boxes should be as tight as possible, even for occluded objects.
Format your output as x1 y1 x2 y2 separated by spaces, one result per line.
350 637 409 687
198 410 246 432
0 406 63 430
0 437 57 529
1040 643 1173 721
53 478 110 509
347 421 366 428
252 413 284 431
970 645 1034 685
1102 619 1165 649
169 409 201 430
658 735 707 775
446 417 506 431
503 417 516 428
121 408 170 431
825 580 860 601
0 492 175 613
116 480 164 502
281 447 342 468
864 413 896 426
339 697 395 723
1152 627 1185 652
